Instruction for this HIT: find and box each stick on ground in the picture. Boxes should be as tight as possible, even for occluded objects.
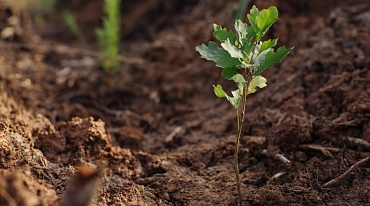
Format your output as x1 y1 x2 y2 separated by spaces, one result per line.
322 156 370 187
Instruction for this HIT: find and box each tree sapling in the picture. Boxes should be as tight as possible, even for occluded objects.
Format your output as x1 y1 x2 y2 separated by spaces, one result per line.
196 5 293 195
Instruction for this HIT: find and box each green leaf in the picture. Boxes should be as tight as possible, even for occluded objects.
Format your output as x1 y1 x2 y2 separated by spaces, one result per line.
248 5 259 29
245 24 256 43
221 39 244 59
252 48 271 72
234 19 256 46
260 39 278 52
241 41 256 60
247 75 267 94
234 19 248 45
221 68 246 83
228 90 242 107
221 67 238 80
231 74 247 83
196 41 242 68
256 46 293 75
213 84 242 108
213 24 236 43
213 84 227 98
248 5 278 42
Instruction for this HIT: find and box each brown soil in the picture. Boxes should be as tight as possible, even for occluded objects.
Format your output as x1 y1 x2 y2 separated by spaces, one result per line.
1 0 370 205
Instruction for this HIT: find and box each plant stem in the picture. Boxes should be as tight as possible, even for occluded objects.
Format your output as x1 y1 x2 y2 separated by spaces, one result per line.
241 75 252 122
234 73 252 195
235 108 241 195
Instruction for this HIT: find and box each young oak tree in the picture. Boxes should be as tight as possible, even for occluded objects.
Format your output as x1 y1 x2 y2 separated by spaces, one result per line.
196 5 293 195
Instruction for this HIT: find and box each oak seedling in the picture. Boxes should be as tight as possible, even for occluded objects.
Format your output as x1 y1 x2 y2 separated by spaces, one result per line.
196 5 293 195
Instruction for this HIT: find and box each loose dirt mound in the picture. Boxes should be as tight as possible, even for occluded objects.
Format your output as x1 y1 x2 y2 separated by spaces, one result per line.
0 0 369 205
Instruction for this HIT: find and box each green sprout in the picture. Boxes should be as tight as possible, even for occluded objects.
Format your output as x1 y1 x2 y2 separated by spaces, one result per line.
196 5 293 195
61 12 86 45
96 0 121 74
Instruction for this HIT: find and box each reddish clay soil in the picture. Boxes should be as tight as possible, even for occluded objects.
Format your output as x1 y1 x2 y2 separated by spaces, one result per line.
0 0 370 205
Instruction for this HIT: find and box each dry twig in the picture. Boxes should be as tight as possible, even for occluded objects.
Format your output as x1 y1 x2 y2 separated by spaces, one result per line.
165 126 182 142
300 144 341 157
268 171 287 183
322 156 370 187
275 154 291 166
343 136 370 150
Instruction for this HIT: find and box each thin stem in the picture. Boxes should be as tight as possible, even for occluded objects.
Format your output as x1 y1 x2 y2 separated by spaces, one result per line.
241 75 252 121
234 73 253 196
236 107 240 134
235 108 241 195
241 87 248 122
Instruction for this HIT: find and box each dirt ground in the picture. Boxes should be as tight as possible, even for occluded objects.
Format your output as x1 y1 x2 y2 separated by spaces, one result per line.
0 0 369 205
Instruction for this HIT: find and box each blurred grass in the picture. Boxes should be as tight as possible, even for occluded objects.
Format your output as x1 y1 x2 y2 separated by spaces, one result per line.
61 12 86 45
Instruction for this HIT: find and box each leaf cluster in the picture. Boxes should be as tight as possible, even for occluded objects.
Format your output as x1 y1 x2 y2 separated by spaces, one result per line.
196 5 293 107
